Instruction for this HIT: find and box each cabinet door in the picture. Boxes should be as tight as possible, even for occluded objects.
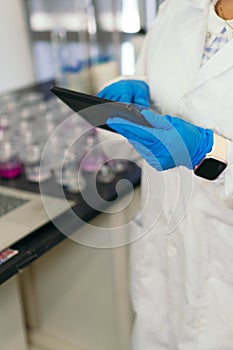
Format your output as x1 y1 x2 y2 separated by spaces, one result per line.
0 276 28 350
23 189 140 350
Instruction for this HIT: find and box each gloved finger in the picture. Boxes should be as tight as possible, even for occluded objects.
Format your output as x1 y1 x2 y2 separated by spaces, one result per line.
98 90 134 103
108 121 171 159
97 89 124 101
118 93 135 103
96 85 112 99
133 84 150 107
129 140 164 171
129 139 155 157
117 131 159 162
106 123 162 156
107 117 158 141
107 121 167 170
97 82 133 101
133 97 150 108
141 110 172 129
107 122 142 142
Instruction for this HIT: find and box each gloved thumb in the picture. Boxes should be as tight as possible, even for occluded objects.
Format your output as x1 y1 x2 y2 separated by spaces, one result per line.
141 110 172 130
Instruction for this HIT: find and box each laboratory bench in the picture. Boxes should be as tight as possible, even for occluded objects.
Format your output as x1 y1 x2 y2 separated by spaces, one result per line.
0 80 141 349
0 162 141 285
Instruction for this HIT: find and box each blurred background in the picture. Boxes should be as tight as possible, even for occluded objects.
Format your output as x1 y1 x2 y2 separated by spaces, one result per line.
0 2 165 350
0 0 165 94
0 0 165 190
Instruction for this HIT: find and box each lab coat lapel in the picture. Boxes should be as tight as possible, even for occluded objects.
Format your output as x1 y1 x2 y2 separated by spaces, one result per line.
151 2 211 114
193 40 233 89
186 0 233 90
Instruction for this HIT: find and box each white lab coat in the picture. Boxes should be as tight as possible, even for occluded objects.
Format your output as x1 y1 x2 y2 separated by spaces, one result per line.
127 0 233 349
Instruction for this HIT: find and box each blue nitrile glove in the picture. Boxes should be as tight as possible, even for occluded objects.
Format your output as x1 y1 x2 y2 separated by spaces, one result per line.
107 109 213 171
97 79 150 108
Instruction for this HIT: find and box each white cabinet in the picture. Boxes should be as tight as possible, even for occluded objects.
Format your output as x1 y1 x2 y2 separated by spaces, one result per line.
0 277 28 350
21 188 140 350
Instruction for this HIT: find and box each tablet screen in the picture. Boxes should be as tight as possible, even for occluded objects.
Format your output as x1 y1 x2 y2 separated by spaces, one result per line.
50 86 151 132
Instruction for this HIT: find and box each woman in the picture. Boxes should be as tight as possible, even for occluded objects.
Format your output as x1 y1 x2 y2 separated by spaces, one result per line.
98 0 233 349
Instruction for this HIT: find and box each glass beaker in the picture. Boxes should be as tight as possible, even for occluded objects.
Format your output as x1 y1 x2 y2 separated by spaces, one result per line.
80 128 115 183
20 144 51 183
0 139 22 179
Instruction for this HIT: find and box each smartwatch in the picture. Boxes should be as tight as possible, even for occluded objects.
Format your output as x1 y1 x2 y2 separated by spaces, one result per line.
194 133 228 180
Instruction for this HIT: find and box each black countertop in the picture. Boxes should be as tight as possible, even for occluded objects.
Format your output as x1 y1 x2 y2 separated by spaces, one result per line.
0 79 141 285
0 152 141 284
0 163 141 285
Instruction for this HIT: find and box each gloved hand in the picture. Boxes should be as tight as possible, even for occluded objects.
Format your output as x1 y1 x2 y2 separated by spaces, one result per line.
97 79 150 108
107 109 213 171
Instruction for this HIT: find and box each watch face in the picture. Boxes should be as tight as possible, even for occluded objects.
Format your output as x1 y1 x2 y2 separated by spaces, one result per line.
194 158 227 180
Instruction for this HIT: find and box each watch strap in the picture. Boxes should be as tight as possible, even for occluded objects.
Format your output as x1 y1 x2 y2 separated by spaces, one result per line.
206 133 227 162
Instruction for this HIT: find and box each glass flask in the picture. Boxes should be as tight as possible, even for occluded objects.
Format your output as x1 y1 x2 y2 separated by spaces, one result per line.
20 143 51 183
80 128 115 183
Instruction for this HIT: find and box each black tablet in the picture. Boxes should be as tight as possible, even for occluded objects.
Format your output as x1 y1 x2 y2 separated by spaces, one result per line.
50 86 151 132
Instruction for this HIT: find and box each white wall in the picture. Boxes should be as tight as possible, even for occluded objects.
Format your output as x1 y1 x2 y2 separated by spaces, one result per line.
0 0 35 93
